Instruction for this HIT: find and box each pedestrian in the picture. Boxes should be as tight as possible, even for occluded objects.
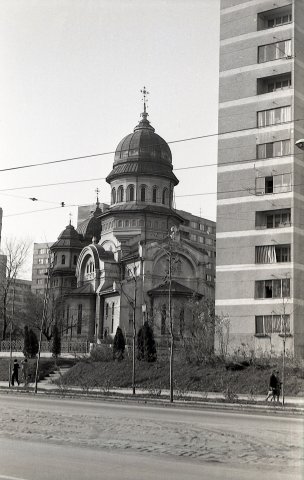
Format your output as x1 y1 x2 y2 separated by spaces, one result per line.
265 370 277 401
11 359 20 386
274 370 282 403
21 358 28 386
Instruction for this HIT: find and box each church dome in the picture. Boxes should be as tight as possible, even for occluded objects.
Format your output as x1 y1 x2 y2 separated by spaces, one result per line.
52 222 83 250
106 111 179 185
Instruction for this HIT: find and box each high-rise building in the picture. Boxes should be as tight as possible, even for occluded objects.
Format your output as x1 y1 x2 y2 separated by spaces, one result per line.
216 1 304 357
31 242 53 296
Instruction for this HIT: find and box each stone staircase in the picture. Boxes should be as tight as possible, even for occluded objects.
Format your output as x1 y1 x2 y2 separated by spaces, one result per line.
38 365 72 389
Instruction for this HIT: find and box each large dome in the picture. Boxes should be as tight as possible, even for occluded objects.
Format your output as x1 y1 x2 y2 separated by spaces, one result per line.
106 112 178 185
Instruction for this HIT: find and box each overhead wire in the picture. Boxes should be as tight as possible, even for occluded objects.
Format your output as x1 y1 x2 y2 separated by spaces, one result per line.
0 117 304 174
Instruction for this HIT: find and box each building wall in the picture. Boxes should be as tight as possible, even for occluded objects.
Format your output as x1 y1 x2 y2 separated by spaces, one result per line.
31 242 53 296
216 0 301 356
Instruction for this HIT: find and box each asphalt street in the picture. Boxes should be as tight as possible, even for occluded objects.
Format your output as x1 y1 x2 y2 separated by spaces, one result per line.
0 394 303 480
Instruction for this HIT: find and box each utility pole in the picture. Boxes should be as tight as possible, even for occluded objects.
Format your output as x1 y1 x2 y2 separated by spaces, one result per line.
8 279 16 388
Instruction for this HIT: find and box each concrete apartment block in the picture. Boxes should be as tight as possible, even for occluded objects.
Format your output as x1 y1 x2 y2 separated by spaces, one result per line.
216 0 304 357
31 242 53 296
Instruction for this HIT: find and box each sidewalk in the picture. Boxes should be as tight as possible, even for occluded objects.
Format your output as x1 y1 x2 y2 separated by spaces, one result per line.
0 378 303 409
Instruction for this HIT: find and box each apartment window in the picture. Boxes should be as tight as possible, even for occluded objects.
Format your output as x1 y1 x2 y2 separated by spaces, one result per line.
38 258 44 265
257 73 292 94
255 245 290 263
255 278 290 299
258 40 292 63
257 106 291 127
257 140 291 159
206 274 212 282
38 248 48 255
255 173 291 195
268 13 292 28
255 315 290 335
77 304 82 335
256 209 291 229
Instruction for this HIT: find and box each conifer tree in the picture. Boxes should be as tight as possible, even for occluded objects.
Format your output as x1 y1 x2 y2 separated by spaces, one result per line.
28 328 39 358
113 326 125 361
137 322 157 362
51 324 61 358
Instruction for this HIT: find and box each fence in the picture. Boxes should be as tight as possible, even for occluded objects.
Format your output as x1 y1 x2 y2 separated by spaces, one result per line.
0 340 89 354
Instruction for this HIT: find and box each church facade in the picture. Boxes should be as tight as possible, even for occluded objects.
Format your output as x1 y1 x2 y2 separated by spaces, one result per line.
50 106 215 344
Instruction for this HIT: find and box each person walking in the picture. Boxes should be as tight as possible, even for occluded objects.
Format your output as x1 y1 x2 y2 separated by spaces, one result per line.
275 370 282 403
265 370 277 401
11 359 20 386
21 358 28 386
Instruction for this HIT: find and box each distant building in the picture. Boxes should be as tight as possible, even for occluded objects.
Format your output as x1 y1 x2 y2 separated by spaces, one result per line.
77 203 109 227
31 242 53 296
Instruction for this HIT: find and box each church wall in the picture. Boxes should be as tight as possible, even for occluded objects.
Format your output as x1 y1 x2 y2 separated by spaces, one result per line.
64 295 95 341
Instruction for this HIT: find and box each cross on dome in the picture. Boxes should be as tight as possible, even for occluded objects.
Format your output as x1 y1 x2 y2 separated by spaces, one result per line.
140 86 149 117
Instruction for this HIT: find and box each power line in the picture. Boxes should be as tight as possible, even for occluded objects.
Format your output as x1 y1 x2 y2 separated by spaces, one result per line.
0 117 303 174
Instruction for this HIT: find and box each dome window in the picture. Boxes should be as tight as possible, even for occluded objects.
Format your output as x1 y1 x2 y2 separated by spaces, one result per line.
162 188 169 205
140 185 146 202
127 184 135 202
152 186 158 203
61 254 66 265
111 188 116 204
117 185 124 203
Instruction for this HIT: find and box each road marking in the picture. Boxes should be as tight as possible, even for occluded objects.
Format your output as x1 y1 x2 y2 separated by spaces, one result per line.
0 475 29 480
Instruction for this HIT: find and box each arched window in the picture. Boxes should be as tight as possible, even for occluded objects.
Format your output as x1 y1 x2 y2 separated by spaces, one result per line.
73 255 77 265
161 304 166 335
127 184 135 201
140 185 146 202
111 188 116 204
61 254 65 265
162 188 169 205
117 185 124 203
179 308 184 337
152 186 158 203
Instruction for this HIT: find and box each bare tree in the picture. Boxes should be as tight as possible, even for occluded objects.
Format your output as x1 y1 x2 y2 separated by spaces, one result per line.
180 297 215 364
0 238 31 340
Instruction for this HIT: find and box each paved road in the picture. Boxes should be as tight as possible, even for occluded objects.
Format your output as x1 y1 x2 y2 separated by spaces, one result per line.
0 394 303 479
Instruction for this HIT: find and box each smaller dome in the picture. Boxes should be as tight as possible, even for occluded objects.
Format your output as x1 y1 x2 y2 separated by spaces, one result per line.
52 223 83 250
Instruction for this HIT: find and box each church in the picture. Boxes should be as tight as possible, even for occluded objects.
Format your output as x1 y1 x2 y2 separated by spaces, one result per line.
49 98 215 345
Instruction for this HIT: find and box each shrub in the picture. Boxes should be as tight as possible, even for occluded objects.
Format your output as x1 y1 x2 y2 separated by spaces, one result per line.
137 322 157 362
90 345 113 362
113 327 125 361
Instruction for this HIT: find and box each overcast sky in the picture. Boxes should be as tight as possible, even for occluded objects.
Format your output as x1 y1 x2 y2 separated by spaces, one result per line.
0 0 220 277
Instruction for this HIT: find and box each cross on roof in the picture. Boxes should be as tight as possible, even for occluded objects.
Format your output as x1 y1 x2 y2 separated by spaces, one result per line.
140 86 149 114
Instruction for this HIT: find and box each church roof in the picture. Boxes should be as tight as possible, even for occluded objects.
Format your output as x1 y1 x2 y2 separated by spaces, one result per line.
52 223 83 250
147 280 201 297
106 112 178 185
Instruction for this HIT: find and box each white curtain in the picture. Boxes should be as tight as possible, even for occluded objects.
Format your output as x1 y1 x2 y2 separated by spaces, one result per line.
256 245 277 264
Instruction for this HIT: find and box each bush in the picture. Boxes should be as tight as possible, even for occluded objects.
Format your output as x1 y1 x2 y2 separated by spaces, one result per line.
90 345 113 362
137 322 157 362
113 327 125 361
